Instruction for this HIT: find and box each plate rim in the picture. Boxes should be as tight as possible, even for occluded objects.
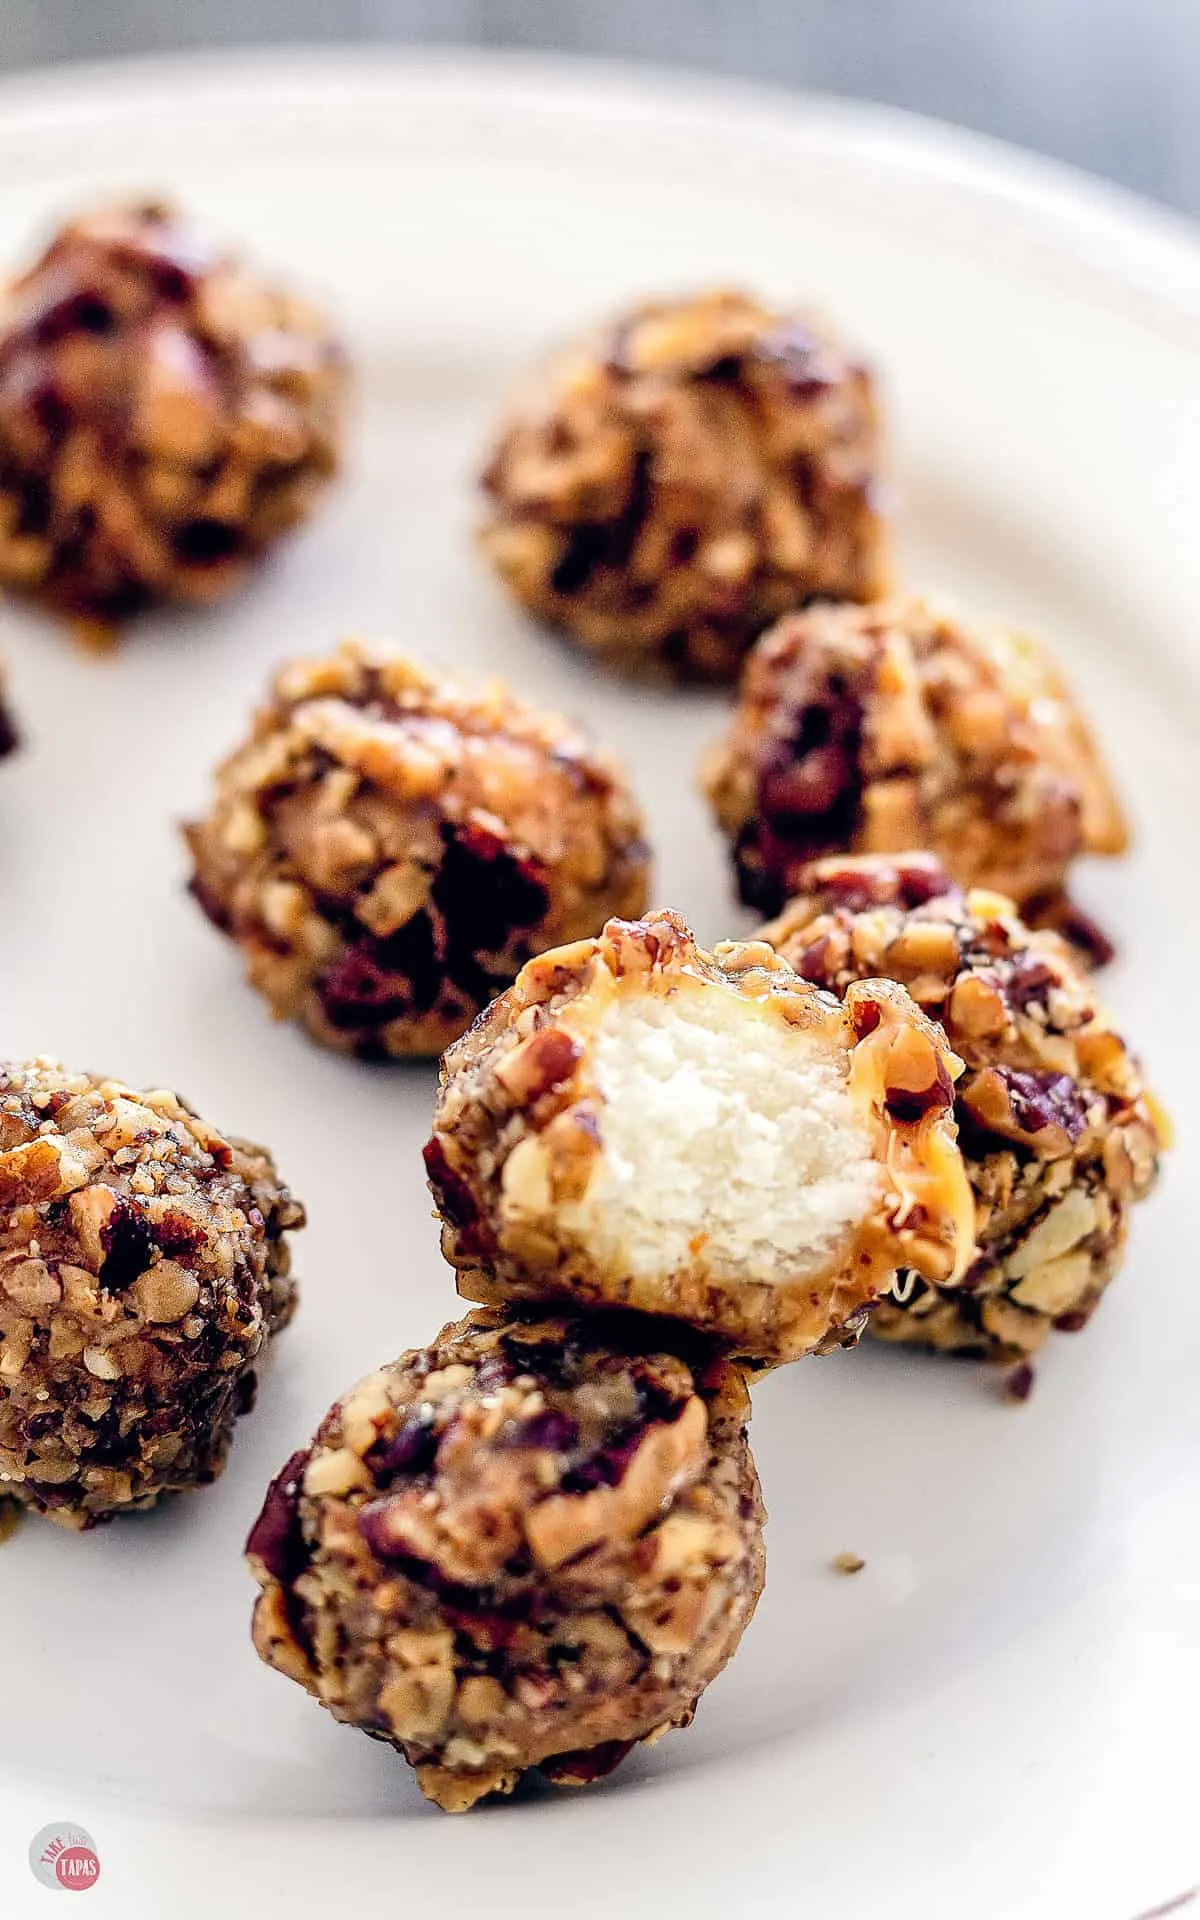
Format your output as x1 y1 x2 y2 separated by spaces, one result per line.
0 43 1195 347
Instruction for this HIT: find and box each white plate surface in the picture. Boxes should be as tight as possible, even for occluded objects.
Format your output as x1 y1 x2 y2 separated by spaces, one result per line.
0 47 1196 1920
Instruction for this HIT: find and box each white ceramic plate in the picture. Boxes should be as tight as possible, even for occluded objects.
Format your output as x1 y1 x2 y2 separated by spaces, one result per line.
0 47 1196 1920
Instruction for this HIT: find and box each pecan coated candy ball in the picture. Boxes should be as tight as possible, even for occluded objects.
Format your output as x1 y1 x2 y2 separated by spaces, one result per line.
186 642 650 1059
248 1308 764 1812
761 854 1165 1359
0 200 343 632
425 911 975 1365
705 597 1127 923
0 1059 303 1529
480 289 889 680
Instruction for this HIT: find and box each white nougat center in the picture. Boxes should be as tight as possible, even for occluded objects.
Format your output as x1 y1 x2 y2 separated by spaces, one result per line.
574 989 879 1284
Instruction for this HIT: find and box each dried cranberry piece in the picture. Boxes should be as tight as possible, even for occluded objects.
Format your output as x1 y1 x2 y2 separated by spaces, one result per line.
760 688 862 827
355 1511 537 1619
552 522 612 596
745 675 865 910
634 1375 688 1424
316 929 424 1036
661 627 696 669
850 996 882 1039
1024 891 1117 969
560 1383 688 1496
540 1739 636 1786
143 255 198 303
500 1410 580 1452
422 1137 478 1227
1005 955 1059 1013
606 448 653 570
433 821 549 958
561 1420 648 1494
63 293 116 337
99 1194 156 1290
697 353 744 382
233 1370 258 1416
993 1068 1089 1142
140 1405 187 1438
373 1411 439 1479
1053 1306 1093 1333
24 1482 72 1509
15 475 52 538
15 262 116 346
1057 907 1115 970
1004 1361 1036 1402
32 386 71 440
245 1446 311 1582
790 932 836 985
884 1058 954 1124
317 945 406 1027
186 871 232 934
372 913 443 1010
473 1351 517 1395
761 741 857 820
173 518 241 567
805 853 952 915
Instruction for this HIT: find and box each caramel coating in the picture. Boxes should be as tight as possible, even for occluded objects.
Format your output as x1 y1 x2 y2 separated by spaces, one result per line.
0 200 343 630
0 1058 303 1528
480 289 889 680
705 596 1127 918
248 1307 764 1811
185 640 650 1059
760 854 1164 1358
425 910 974 1364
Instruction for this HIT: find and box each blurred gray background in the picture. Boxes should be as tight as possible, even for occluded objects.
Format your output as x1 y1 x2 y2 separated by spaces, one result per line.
3 0 1200 217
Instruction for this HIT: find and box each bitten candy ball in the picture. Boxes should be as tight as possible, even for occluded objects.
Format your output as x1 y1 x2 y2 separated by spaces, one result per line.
0 1059 303 1528
0 199 344 631
248 1307 764 1812
761 854 1165 1358
425 911 975 1365
705 597 1127 921
185 640 651 1059
480 288 889 680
